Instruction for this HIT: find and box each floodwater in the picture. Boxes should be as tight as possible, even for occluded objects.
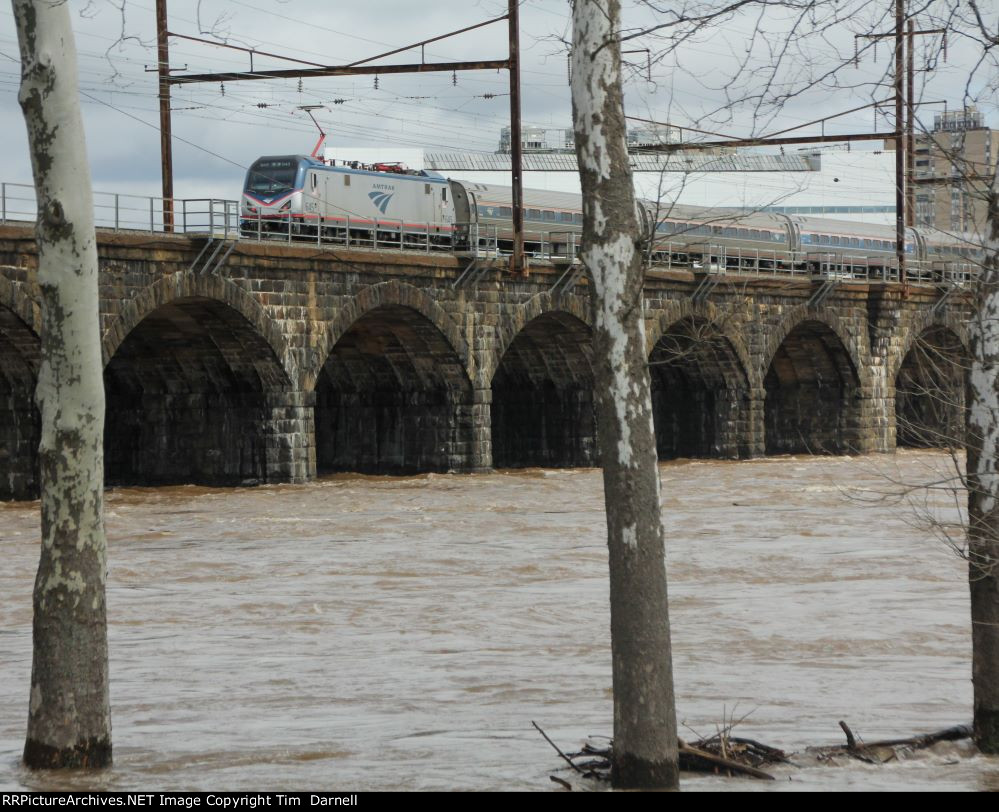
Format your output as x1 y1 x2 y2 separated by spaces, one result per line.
1 450 997 792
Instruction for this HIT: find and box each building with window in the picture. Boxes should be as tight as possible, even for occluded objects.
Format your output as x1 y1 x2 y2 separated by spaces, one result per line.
911 106 996 236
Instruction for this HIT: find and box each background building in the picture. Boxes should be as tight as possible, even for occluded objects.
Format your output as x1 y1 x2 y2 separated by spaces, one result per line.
912 106 997 236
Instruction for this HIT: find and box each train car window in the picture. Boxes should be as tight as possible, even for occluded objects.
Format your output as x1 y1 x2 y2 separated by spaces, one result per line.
712 225 723 235
527 209 540 220
801 234 813 244
500 206 512 217
544 210 557 222
574 214 583 225
750 230 761 240
723 228 736 237
560 212 574 223
850 238 859 248
819 235 830 245
344 175 350 187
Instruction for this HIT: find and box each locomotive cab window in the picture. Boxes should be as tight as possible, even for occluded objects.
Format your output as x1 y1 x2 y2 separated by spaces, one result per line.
425 184 431 195
310 174 318 191
442 188 447 202
344 175 351 187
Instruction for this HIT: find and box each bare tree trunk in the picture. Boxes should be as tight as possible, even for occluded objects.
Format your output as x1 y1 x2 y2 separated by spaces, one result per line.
13 0 112 768
967 164 999 754
570 0 679 789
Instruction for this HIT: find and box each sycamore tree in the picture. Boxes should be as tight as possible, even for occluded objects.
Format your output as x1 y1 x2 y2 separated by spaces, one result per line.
570 0 680 789
628 0 999 754
12 0 111 768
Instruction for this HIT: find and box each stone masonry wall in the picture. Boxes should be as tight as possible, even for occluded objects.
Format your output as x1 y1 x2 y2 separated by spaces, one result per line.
0 224 974 499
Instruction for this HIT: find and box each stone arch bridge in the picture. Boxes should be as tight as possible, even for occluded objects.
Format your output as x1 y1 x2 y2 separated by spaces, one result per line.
0 224 972 500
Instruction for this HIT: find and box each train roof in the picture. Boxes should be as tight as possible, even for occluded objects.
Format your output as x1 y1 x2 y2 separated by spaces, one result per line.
457 182 585 211
249 155 447 182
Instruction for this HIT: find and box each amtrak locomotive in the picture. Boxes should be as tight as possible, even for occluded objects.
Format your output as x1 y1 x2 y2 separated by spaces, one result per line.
240 154 977 278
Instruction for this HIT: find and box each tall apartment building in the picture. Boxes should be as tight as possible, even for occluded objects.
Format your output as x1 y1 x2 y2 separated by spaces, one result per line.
913 106 997 235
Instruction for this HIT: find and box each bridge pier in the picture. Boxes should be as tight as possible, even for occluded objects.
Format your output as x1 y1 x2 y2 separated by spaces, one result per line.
468 387 493 472
742 390 767 458
264 391 315 484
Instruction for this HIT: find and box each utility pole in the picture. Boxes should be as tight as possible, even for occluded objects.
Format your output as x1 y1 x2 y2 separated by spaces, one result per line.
895 0 905 275
156 0 174 232
161 12 526 272
906 18 915 227
856 5 946 272
508 0 525 275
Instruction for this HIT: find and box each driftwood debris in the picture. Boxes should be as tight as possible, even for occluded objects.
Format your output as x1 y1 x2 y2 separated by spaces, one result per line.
808 721 973 765
534 719 973 787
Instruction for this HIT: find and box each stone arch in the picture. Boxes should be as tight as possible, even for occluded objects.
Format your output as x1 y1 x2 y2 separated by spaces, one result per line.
490 298 596 468
647 299 758 389
889 310 970 385
489 292 592 383
102 280 300 487
0 279 41 500
647 308 754 460
892 313 969 449
103 272 293 382
308 281 470 392
312 283 475 475
761 305 872 391
762 307 868 455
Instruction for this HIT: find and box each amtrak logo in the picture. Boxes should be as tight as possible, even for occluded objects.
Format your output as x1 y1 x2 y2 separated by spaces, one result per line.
368 191 394 214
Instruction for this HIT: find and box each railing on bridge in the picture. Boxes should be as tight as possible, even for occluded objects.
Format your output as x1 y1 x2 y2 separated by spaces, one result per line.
0 181 977 288
0 182 238 237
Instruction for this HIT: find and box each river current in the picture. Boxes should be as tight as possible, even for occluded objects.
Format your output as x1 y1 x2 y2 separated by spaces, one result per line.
1 450 997 791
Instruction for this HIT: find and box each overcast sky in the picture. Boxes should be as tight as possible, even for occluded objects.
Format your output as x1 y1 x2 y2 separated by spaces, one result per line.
0 0 992 202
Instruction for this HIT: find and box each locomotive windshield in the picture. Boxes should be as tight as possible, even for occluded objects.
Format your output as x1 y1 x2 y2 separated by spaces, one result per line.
245 158 301 197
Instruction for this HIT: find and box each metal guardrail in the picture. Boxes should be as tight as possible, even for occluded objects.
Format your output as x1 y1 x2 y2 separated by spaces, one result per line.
0 181 978 287
0 182 239 237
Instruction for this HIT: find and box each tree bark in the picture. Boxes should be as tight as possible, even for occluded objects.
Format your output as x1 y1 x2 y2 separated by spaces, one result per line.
570 0 679 790
13 0 112 768
967 163 999 754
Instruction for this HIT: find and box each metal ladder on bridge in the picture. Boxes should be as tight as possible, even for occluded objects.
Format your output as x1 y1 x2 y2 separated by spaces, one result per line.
452 254 505 289
188 236 236 276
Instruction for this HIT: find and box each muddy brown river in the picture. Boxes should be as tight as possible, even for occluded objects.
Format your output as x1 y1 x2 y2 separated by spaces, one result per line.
1 451 997 791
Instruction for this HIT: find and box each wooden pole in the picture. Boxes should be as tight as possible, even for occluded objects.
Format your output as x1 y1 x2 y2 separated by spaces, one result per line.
508 0 525 275
156 0 174 232
894 0 906 276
